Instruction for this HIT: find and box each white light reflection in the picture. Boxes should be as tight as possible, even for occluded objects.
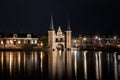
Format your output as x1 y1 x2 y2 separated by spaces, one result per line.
9 53 13 76
98 51 102 80
74 50 78 80
95 51 102 80
95 53 99 80
83 51 87 80
114 52 118 80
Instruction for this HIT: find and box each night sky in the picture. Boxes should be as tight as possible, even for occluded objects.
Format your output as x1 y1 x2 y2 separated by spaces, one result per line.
0 0 120 34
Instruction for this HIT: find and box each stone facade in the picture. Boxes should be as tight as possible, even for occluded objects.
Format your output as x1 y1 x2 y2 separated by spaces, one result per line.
48 15 72 51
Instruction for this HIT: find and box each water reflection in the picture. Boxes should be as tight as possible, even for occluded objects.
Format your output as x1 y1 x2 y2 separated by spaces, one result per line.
114 52 118 80
40 51 43 72
1 52 4 72
74 51 78 80
0 50 119 80
18 52 21 72
66 50 72 80
48 50 66 80
95 51 102 80
83 51 87 80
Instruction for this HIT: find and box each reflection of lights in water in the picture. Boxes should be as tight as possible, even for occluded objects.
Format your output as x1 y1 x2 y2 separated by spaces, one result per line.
35 52 37 70
23 52 26 71
40 51 43 72
83 51 87 80
10 53 13 76
74 50 77 54
95 53 99 80
95 51 102 80
35 52 37 62
114 52 118 80
74 50 77 79
98 52 102 80
1 52 4 71
18 52 21 71
31 52 34 63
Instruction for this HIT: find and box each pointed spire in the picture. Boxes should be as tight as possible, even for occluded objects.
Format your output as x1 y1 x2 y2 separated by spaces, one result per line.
67 18 71 31
58 26 62 31
49 13 54 30
57 26 63 36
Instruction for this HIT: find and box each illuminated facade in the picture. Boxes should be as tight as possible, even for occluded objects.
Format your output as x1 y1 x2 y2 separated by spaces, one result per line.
48 15 72 50
72 35 120 48
0 34 38 49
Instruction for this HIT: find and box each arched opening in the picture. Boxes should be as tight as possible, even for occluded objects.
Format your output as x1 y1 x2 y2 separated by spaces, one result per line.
56 44 64 51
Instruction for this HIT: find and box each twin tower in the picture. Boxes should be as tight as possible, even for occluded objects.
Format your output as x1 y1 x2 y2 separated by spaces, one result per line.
48 15 72 51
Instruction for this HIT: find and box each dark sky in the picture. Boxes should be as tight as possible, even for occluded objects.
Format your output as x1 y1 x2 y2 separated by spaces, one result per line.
0 0 120 34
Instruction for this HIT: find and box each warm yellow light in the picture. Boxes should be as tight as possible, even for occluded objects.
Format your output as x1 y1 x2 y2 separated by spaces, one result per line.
24 40 26 44
18 40 21 44
7 40 9 44
83 37 87 41
31 40 33 44
74 40 77 43
40 42 43 47
1 40 3 44
10 40 13 44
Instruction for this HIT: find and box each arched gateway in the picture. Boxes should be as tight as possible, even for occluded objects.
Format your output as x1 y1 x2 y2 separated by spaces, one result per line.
48 15 72 51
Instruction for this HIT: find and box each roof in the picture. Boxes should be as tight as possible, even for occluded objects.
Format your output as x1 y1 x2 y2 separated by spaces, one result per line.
0 33 38 38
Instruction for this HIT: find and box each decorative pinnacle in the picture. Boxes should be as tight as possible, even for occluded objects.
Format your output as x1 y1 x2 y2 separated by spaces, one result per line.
49 13 54 30
67 18 71 31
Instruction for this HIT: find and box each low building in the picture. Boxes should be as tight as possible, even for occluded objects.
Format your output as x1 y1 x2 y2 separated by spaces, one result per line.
0 33 38 49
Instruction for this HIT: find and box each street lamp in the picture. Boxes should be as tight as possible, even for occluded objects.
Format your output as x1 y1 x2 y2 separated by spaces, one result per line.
83 37 87 41
95 36 98 39
83 37 87 46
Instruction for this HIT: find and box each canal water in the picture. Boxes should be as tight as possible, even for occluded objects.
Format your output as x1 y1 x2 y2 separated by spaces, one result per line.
0 50 120 80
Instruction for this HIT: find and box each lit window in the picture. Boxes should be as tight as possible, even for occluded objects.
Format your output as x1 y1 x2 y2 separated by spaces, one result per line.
31 40 33 44
40 42 43 47
10 40 13 44
1 40 3 44
7 40 9 44
35 40 37 44
24 40 26 44
18 40 21 44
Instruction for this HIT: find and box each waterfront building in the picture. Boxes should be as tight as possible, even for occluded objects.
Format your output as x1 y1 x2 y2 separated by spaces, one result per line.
0 33 38 49
72 34 120 48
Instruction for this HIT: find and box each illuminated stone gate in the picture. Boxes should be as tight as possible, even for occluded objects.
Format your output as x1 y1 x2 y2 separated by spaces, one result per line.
48 15 72 51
